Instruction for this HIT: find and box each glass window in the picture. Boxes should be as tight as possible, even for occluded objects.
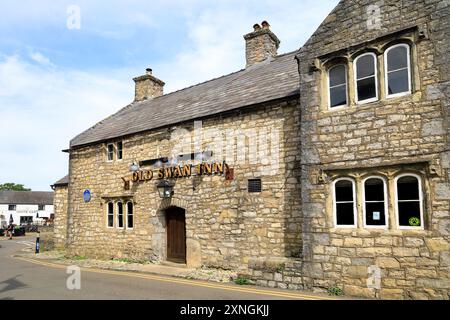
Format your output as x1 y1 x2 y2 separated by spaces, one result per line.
334 179 356 227
396 175 423 228
329 65 347 108
117 141 123 160
8 204 16 211
107 202 114 227
117 202 124 228
355 53 378 103
38 204 45 211
127 202 133 229
107 144 114 161
385 44 411 96
364 177 387 227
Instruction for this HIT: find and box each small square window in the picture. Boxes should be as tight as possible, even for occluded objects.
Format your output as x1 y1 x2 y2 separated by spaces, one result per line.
248 179 262 193
8 204 16 211
38 204 45 211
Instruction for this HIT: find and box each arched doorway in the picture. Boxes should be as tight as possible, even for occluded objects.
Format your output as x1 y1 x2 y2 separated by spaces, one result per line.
165 206 186 263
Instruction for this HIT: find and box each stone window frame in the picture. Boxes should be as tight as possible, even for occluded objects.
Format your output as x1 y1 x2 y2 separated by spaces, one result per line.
362 175 389 229
329 170 427 231
318 27 420 113
354 52 379 105
106 201 114 228
126 201 134 230
394 173 424 231
327 64 349 109
332 177 358 228
384 43 412 99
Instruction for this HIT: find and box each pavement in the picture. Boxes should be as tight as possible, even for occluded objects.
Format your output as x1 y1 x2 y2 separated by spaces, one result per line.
0 236 345 300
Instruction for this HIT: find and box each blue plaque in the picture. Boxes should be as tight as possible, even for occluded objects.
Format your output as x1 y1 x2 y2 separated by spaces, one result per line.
83 189 91 203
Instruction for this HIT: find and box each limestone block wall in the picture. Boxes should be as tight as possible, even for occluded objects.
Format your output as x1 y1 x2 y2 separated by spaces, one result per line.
297 0 449 299
66 98 302 271
53 185 68 250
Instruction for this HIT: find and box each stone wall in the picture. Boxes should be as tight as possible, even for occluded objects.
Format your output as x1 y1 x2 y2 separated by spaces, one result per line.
53 185 68 249
296 0 449 299
65 98 302 271
39 225 55 252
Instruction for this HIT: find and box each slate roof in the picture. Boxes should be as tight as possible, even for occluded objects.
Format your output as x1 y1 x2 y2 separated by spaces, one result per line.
0 191 54 205
51 175 69 187
70 51 300 148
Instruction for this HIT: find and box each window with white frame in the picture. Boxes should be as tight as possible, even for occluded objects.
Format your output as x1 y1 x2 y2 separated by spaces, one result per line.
117 141 123 160
363 177 388 228
8 204 16 211
354 53 378 103
395 174 423 229
328 65 348 108
385 44 411 97
333 178 357 227
117 201 124 228
107 143 114 161
38 204 45 211
107 202 114 228
126 201 133 229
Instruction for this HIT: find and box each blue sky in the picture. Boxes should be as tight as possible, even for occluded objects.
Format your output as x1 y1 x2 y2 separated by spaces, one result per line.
0 0 339 191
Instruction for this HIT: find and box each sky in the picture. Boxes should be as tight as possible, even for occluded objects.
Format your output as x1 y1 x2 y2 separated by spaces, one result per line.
0 0 340 191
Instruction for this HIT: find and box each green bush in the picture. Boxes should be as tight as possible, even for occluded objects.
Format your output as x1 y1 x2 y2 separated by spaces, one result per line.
234 277 251 285
328 286 343 296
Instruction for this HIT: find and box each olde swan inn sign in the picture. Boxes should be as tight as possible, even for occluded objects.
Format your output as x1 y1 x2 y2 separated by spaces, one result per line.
121 162 232 190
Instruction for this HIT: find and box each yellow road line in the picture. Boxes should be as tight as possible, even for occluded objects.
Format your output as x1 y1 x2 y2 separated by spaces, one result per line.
13 255 337 300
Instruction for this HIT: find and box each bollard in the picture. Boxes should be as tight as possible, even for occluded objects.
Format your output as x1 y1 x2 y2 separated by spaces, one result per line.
35 231 40 254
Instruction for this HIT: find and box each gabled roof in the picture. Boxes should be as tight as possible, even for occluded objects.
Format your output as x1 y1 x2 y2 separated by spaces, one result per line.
0 191 54 205
70 51 300 148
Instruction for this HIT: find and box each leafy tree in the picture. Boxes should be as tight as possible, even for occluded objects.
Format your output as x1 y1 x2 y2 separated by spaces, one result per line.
0 183 31 191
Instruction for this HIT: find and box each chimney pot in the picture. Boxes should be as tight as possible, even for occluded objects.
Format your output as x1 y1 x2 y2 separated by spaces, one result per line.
261 21 270 29
146 68 153 75
253 23 261 31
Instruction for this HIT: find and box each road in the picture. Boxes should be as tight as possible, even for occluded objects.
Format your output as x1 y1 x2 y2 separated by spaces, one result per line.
0 237 334 300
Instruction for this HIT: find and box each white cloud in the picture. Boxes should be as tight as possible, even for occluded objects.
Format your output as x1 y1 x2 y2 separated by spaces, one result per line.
0 53 133 190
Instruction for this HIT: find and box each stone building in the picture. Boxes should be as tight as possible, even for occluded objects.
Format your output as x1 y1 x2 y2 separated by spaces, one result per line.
54 0 449 299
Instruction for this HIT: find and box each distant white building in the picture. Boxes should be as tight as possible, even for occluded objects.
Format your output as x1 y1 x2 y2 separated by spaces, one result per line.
0 191 54 228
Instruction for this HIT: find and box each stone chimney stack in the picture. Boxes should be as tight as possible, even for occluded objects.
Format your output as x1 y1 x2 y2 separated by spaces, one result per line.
133 68 165 102
243 21 280 68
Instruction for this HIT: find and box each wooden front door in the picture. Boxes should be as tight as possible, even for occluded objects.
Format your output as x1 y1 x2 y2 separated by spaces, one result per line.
166 207 186 263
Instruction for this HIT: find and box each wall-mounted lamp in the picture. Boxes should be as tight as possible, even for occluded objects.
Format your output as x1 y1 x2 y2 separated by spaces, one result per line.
156 180 174 198
129 162 140 172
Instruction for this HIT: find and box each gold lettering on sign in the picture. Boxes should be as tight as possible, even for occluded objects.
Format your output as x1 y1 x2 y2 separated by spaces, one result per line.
123 162 231 189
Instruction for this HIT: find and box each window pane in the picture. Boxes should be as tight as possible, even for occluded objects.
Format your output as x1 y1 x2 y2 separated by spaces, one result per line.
388 69 409 95
398 201 421 227
107 144 114 160
108 202 114 214
127 202 133 228
335 180 353 202
365 178 384 201
356 55 375 79
365 202 386 226
387 46 408 71
117 142 123 160
117 202 123 228
357 77 376 101
330 86 347 107
108 215 114 227
127 215 133 228
329 65 346 87
397 176 419 200
336 203 355 225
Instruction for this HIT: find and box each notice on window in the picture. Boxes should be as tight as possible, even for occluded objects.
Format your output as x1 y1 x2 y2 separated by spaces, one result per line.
373 211 380 220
